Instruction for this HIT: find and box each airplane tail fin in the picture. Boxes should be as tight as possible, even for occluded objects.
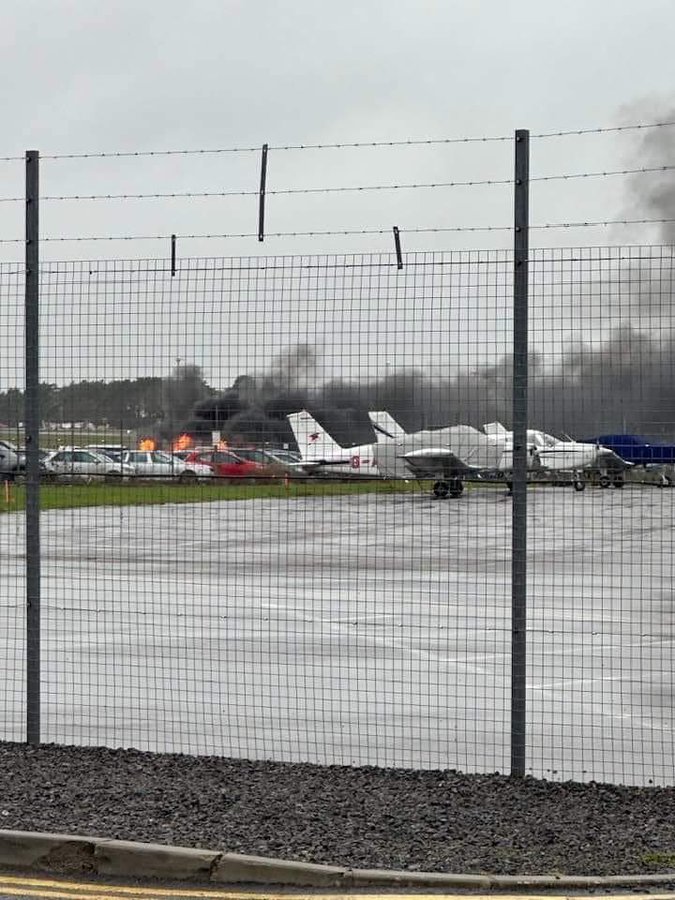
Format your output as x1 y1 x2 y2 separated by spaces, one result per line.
368 410 407 440
483 422 509 437
287 410 343 461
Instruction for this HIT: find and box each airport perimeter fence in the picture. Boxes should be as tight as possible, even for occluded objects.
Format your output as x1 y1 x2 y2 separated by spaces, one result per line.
1 129 675 787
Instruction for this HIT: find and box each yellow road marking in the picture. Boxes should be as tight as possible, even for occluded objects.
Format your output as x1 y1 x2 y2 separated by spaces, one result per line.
0 887 114 900
0 878 674 900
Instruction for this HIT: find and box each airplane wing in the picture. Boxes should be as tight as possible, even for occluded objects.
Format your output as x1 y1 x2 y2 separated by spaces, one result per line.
400 448 476 480
299 459 350 469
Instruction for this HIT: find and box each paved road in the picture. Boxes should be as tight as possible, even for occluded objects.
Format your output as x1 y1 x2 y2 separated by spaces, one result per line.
1 874 674 900
1 485 673 784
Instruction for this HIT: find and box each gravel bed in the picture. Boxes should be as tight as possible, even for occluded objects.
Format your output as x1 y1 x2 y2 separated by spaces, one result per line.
2 741 675 876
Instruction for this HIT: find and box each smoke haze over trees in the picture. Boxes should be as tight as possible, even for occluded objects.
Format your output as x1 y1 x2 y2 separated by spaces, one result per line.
2 327 674 446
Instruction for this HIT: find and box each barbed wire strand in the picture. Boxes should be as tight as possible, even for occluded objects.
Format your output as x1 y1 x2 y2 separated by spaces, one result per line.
0 163 673 205
0 217 673 245
0 119 667 162
532 121 675 138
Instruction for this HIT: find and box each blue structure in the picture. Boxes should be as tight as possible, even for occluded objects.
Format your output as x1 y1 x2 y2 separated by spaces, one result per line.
585 434 675 466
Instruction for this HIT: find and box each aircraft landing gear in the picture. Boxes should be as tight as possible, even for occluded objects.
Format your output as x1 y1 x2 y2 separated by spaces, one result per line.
449 478 464 498
573 474 586 492
432 479 464 499
433 480 449 499
599 474 611 488
612 475 625 489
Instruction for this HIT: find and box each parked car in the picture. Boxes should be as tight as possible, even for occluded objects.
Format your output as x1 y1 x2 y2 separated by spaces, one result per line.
85 444 129 459
43 448 135 482
121 450 213 482
233 447 308 474
16 448 50 473
0 440 21 480
183 449 268 479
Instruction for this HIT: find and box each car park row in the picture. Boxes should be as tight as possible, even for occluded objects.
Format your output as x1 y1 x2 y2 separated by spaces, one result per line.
0 442 306 483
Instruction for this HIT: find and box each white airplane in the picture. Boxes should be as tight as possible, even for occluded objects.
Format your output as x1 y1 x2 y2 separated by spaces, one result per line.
287 410 379 477
373 424 511 497
370 413 629 496
483 422 630 486
290 410 512 493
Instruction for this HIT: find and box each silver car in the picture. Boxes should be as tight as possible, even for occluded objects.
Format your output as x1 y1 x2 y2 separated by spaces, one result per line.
43 448 135 482
121 450 213 482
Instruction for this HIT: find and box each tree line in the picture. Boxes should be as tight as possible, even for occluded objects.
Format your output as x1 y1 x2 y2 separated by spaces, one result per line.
0 365 214 433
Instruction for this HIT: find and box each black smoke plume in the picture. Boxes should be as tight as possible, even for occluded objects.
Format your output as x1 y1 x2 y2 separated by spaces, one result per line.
179 106 675 447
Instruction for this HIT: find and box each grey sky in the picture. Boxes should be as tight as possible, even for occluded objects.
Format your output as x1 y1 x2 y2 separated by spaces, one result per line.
0 0 673 388
1 0 674 258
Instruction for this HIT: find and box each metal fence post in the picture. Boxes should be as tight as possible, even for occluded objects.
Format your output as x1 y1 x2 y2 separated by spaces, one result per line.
25 149 40 745
511 130 529 777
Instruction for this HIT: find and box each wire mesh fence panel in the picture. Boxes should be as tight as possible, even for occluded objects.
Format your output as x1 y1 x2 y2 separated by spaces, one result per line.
528 246 675 785
3 243 673 784
0 263 25 742
8 250 511 772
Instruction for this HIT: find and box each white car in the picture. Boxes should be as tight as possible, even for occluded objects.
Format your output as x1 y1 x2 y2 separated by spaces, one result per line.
121 450 213 482
43 448 135 482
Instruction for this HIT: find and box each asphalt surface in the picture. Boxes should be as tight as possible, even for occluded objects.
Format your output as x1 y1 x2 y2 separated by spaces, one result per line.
1 485 674 786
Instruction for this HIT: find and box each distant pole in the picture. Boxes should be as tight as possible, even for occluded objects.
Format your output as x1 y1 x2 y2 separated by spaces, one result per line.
511 129 529 777
25 150 41 746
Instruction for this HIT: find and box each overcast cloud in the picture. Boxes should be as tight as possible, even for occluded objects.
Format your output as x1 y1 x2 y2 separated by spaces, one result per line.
0 1 674 389
1 0 674 257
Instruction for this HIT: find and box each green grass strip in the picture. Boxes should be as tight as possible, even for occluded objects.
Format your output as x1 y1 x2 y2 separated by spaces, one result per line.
0 479 424 513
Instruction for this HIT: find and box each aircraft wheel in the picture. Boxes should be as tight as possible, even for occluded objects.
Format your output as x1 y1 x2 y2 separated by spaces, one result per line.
432 480 449 499
573 477 586 492
612 477 625 489
598 474 611 488
448 479 464 499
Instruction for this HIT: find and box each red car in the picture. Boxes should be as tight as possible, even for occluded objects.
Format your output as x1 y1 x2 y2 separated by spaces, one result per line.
183 449 267 479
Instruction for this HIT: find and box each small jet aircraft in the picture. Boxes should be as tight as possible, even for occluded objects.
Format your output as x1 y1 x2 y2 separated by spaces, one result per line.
289 410 507 493
372 413 629 496
374 424 509 497
371 413 543 497
483 422 630 488
287 411 378 477
367 411 513 497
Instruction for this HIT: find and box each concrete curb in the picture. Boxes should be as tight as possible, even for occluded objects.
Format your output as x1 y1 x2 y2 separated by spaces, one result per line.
0 830 674 889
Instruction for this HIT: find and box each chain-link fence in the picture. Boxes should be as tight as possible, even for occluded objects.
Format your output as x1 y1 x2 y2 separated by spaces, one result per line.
1 244 674 786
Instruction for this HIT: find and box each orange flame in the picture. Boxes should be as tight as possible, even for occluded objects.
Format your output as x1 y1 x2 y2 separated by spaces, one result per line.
172 433 193 452
139 438 156 451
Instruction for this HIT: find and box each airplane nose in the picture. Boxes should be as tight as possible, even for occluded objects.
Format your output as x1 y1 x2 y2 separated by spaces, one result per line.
596 447 624 467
